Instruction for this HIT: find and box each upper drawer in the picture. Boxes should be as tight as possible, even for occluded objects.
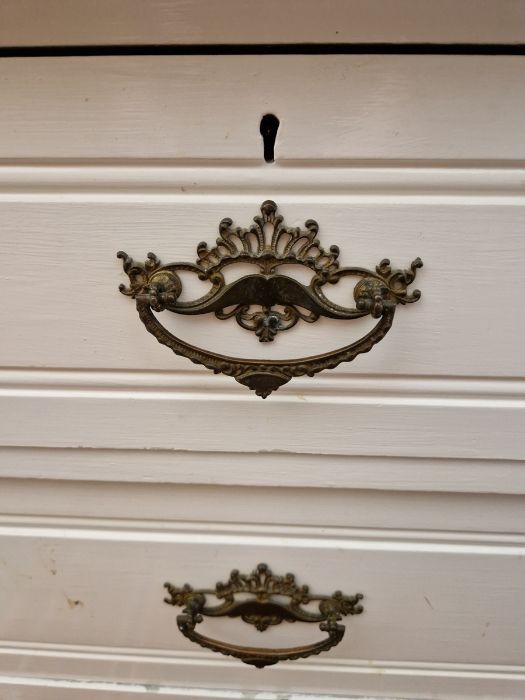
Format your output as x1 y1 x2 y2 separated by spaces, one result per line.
1 54 524 463
1 55 525 160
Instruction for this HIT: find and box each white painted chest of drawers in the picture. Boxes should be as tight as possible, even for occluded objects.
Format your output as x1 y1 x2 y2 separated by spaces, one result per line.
0 6 524 699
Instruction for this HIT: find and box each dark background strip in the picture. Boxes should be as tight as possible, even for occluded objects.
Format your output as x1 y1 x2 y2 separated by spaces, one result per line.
1 43 525 57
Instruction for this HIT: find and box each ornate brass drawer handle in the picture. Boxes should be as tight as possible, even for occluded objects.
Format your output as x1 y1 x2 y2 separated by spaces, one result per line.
164 563 364 668
118 200 422 397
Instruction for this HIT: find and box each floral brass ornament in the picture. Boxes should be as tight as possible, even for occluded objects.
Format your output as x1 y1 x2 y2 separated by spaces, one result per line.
163 563 364 668
118 200 423 397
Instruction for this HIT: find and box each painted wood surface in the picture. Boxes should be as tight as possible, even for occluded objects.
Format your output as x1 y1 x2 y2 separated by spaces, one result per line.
1 0 525 46
1 670 523 700
1 57 525 160
1 479 524 535
1 171 524 465
1 378 523 459
1 52 524 700
0 512 524 663
2 447 524 495
1 186 524 376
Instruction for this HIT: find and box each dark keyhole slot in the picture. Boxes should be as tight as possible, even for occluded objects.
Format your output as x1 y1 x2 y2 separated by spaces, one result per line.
260 114 280 163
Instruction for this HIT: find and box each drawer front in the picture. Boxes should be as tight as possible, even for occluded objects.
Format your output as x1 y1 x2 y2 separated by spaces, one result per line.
0 481 524 700
0 54 524 700
0 194 523 466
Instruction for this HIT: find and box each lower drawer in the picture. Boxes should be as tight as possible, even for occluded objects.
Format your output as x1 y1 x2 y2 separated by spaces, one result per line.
0 479 524 699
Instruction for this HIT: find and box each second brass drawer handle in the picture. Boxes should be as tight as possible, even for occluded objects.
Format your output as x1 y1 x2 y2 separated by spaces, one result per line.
164 563 364 668
118 200 422 397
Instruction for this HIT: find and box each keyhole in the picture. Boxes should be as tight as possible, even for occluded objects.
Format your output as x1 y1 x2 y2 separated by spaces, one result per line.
260 114 280 163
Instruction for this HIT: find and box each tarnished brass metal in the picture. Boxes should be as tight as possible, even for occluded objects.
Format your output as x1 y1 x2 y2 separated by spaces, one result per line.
118 200 422 397
164 563 364 668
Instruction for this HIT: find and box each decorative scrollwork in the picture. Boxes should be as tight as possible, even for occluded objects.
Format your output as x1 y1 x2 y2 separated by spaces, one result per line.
215 303 318 342
164 563 364 668
117 201 423 397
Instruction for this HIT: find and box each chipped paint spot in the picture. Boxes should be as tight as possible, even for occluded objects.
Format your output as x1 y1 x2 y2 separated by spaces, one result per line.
65 594 84 609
